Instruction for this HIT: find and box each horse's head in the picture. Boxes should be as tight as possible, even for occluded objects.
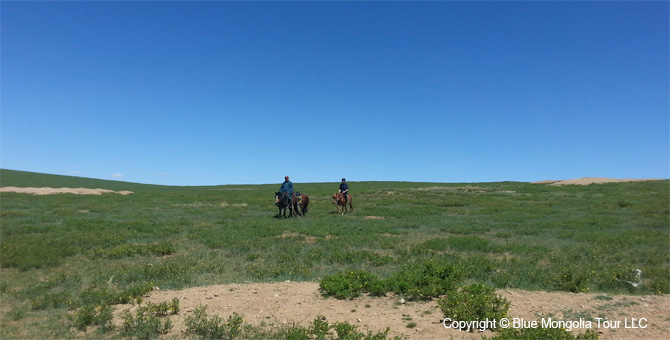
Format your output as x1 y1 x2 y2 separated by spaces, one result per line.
332 193 340 204
275 192 281 203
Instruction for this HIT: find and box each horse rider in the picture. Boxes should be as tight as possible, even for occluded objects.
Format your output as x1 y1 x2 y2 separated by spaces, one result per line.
339 178 349 204
279 176 294 204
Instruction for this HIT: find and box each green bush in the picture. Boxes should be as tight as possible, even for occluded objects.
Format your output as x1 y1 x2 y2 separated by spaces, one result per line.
551 269 590 293
309 315 330 339
332 321 398 340
320 259 463 300
121 308 172 340
438 283 509 330
281 325 310 340
143 298 180 316
185 306 243 340
119 299 179 339
72 304 114 332
487 326 599 339
387 258 463 300
319 270 385 299
255 316 403 340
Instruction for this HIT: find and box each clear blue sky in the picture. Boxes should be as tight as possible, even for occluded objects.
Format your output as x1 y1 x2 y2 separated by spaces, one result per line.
2 1 668 186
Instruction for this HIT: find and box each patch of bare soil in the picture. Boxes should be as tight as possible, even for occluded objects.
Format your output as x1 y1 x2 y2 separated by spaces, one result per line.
115 282 670 339
531 178 663 186
0 187 133 195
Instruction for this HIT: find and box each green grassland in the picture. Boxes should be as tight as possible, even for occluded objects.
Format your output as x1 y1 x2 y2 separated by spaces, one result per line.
1 169 668 339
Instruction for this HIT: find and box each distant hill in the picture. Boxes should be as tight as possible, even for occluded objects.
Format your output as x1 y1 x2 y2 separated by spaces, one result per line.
0 169 166 192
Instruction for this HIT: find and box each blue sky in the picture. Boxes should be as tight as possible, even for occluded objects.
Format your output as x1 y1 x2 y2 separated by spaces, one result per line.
1 1 668 186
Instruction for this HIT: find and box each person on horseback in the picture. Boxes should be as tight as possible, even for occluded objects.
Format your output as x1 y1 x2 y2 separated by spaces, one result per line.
279 176 294 204
339 178 349 204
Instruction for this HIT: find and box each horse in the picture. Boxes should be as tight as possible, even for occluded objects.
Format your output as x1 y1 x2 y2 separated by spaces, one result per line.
296 192 310 216
275 192 295 218
332 192 354 215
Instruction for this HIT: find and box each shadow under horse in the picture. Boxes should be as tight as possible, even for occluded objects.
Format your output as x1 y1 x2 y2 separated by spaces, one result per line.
332 192 354 215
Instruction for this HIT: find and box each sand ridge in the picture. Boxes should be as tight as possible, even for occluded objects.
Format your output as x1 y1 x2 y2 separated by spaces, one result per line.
0 187 133 195
531 177 663 186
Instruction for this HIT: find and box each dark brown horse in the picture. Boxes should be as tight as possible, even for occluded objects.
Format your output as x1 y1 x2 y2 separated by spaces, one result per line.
332 192 354 215
275 192 295 218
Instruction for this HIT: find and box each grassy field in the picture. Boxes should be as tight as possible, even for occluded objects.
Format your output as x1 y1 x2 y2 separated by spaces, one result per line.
0 169 668 339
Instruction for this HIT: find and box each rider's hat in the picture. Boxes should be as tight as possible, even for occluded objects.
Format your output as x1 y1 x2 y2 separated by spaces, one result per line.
342 178 346 181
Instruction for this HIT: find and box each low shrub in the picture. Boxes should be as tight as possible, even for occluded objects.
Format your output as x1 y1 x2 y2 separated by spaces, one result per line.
332 321 398 340
551 269 590 293
437 283 509 330
72 304 114 332
258 316 403 340
121 308 172 340
387 258 463 300
487 326 599 339
309 315 330 339
185 306 243 340
119 299 178 339
143 297 180 316
319 270 385 299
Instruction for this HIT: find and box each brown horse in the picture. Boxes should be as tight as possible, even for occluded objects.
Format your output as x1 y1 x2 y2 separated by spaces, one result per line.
332 192 354 215
296 193 310 216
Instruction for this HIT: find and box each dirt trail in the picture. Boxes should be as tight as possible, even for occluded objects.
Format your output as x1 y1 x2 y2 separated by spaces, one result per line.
115 281 670 339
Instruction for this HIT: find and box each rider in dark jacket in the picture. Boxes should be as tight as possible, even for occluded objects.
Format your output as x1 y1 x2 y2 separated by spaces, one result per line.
339 178 349 203
280 176 294 202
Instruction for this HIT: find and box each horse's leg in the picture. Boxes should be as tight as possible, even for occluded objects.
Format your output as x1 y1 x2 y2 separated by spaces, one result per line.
283 204 289 218
294 202 301 217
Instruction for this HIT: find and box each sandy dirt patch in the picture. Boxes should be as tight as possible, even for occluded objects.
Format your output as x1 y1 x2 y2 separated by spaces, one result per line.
531 178 664 186
114 281 670 340
0 187 133 195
